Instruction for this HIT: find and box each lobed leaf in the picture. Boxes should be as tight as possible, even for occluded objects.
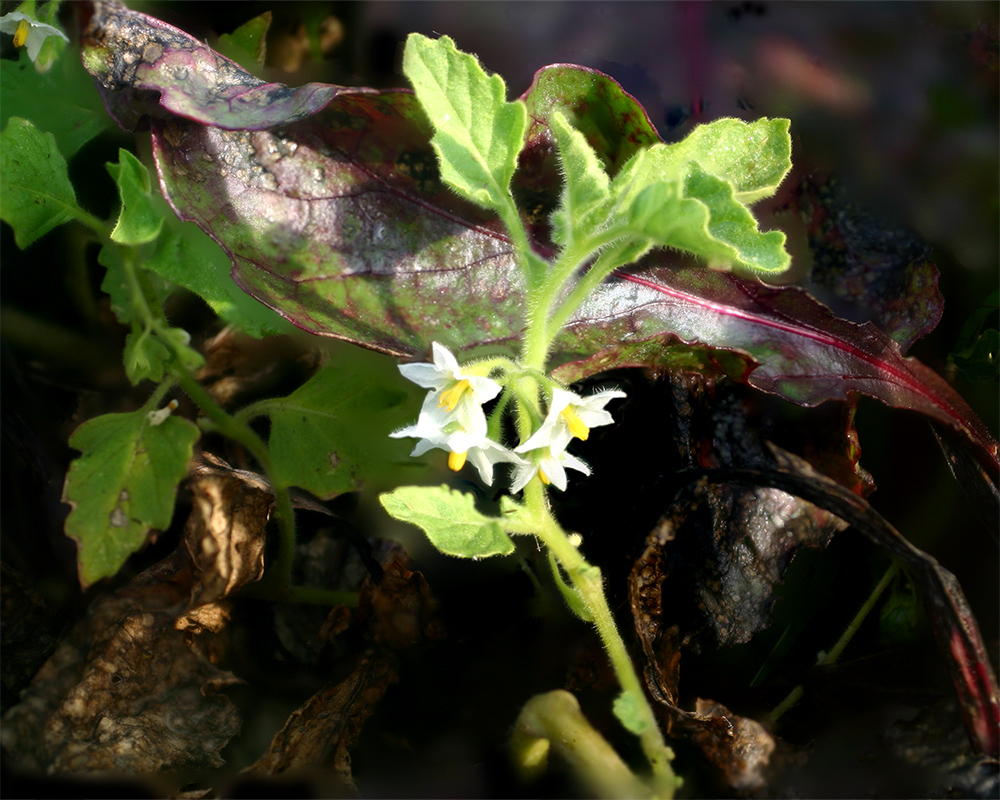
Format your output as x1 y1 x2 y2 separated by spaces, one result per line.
401 33 527 212
548 111 611 247
380 485 515 559
254 361 415 499
0 117 84 247
62 409 199 586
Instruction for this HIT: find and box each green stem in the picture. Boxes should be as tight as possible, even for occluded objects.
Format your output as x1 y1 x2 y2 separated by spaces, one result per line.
769 562 899 725
522 480 678 796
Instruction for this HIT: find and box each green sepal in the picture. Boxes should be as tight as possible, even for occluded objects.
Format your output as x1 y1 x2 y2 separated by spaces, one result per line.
380 484 515 558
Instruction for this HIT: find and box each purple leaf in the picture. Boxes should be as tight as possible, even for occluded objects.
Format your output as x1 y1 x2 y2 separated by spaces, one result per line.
151 109 523 357
86 3 995 481
552 265 999 480
795 174 943 352
80 1 348 131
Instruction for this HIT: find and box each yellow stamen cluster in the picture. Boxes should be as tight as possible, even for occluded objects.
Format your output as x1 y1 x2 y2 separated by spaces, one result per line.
438 379 471 412
560 405 589 440
448 449 468 471
13 18 28 47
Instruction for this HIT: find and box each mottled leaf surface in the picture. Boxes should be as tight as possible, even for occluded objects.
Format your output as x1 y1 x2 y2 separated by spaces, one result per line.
84 1 997 479
796 174 943 352
81 0 349 131
557 267 998 478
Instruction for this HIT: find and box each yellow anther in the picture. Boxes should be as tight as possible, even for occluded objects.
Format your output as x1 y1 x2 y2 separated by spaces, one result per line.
438 379 471 412
13 18 29 48
538 468 551 485
448 449 468 472
560 405 590 440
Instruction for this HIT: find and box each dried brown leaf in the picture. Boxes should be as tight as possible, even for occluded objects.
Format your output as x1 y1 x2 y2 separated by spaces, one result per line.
177 466 271 632
0 555 241 774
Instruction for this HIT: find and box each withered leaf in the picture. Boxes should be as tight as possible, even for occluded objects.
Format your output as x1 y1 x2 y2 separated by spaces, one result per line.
0 554 241 774
686 445 1000 759
177 465 271 633
245 648 398 790
246 559 442 787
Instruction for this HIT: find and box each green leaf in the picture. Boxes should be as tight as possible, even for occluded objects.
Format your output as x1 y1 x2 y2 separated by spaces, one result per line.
548 111 611 248
107 149 163 245
144 222 293 339
402 33 527 212
612 691 649 735
0 116 84 247
216 11 271 71
62 409 199 586
653 117 792 205
0 49 109 158
380 485 515 559
258 357 415 499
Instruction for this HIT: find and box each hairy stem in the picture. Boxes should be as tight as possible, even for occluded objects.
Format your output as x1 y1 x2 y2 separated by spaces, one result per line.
522 480 679 796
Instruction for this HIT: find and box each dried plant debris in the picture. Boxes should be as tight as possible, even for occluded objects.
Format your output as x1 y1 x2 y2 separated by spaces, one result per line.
178 463 272 633
246 560 443 789
0 554 242 775
630 519 779 792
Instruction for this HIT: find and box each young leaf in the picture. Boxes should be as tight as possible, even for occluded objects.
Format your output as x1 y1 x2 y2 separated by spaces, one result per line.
107 148 164 245
253 360 415 499
380 485 515 559
62 409 199 587
402 33 527 212
123 329 171 384
651 117 792 205
0 116 85 247
548 111 611 248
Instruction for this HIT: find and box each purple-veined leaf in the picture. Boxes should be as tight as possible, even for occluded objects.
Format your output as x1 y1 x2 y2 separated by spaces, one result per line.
151 111 522 357
552 265 999 481
796 173 943 352
84 2 997 482
80 1 350 131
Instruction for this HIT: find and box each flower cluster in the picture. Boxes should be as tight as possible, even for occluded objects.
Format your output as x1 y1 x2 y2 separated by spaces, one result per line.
392 342 624 492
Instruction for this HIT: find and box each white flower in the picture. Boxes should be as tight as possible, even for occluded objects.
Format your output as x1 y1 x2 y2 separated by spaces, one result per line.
511 447 591 493
510 387 624 492
0 12 68 63
397 342 501 443
517 387 626 455
393 419 523 486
